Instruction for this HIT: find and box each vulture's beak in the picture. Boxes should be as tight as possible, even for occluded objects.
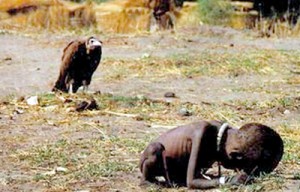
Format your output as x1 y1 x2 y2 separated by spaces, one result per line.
92 40 102 47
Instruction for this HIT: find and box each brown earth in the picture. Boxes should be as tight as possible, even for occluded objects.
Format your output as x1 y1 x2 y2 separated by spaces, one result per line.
1 26 300 96
0 26 299 191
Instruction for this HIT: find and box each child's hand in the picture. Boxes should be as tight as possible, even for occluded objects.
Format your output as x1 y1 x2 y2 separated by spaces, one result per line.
227 173 253 185
219 173 253 186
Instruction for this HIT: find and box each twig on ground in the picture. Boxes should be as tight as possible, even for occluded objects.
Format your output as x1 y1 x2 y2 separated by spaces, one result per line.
103 110 140 118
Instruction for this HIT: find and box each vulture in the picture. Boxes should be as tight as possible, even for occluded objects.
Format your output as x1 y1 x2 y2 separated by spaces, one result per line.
52 36 102 93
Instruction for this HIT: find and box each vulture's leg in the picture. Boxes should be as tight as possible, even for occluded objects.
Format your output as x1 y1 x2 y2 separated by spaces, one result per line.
68 84 74 94
82 80 90 93
83 85 89 93
72 83 81 93
66 77 74 94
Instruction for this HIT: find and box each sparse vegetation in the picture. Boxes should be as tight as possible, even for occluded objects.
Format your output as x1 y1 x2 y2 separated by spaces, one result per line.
198 0 233 25
1 48 299 190
102 50 300 81
0 0 299 191
254 17 300 37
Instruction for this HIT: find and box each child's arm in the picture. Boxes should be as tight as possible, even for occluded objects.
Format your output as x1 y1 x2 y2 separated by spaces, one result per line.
186 125 221 189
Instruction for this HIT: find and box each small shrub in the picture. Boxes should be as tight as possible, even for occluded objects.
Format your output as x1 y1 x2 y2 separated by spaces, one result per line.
197 0 233 25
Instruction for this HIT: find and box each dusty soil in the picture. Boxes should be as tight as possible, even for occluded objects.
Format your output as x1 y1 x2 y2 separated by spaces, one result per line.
0 26 299 191
1 26 300 97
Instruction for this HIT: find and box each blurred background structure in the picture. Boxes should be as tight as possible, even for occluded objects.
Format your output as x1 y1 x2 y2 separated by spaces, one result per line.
0 0 299 35
0 0 197 33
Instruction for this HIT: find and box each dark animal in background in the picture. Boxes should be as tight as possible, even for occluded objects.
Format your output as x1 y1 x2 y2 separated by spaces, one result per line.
148 0 184 31
253 0 300 24
52 37 102 93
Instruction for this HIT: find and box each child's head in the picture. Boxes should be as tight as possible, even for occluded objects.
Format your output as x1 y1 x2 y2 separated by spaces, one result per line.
224 123 284 175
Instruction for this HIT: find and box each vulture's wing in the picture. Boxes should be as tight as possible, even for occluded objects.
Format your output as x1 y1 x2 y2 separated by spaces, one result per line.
61 40 82 67
59 40 84 77
53 40 83 92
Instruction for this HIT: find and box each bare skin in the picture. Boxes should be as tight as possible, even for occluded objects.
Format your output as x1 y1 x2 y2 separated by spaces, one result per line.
140 120 232 188
140 120 283 189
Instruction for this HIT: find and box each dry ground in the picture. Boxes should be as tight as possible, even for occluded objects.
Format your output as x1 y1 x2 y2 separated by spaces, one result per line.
0 26 299 192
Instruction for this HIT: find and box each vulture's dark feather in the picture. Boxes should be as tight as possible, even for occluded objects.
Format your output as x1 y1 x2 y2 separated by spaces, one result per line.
52 37 102 93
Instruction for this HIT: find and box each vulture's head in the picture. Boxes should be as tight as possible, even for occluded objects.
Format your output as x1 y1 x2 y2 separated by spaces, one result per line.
86 37 102 54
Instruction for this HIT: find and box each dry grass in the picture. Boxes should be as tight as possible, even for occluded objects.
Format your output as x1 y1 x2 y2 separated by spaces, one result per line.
0 0 96 31
254 17 300 38
93 0 200 33
95 5 151 33
0 0 54 11
101 50 299 82
0 5 299 190
0 9 298 192
1 79 299 191
0 0 200 33
1 0 300 37
177 2 201 27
